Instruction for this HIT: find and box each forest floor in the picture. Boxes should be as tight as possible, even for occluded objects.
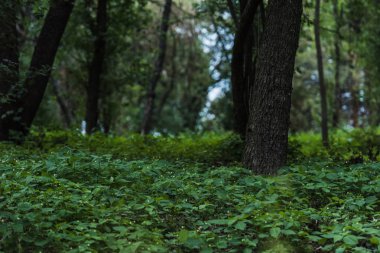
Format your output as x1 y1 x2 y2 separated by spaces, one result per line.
0 130 379 252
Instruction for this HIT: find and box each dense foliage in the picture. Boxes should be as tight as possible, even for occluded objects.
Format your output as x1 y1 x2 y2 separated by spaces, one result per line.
1 130 379 252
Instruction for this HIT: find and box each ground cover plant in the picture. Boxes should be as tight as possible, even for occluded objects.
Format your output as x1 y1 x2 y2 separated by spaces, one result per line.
0 130 380 252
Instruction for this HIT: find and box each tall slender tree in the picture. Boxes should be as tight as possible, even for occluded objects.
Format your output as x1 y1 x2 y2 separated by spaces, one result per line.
85 0 107 134
314 0 329 147
243 0 303 174
332 0 342 128
141 0 172 135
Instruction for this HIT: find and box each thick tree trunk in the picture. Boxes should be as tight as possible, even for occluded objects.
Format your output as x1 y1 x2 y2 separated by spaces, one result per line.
0 1 20 140
231 0 260 139
314 0 329 147
332 0 342 128
141 0 172 135
85 0 107 134
17 0 75 137
243 0 303 174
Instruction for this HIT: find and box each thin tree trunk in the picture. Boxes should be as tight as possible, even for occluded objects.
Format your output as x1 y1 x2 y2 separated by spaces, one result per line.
4 0 75 140
102 107 111 134
314 0 329 147
85 0 107 134
157 33 177 118
141 0 172 135
231 0 260 138
51 78 73 128
347 68 359 128
364 69 375 126
243 0 303 174
332 0 342 128
0 1 20 140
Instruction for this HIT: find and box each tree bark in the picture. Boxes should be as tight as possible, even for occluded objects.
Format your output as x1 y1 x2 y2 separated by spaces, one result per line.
243 0 303 174
85 0 107 134
231 0 260 139
332 0 342 128
141 0 172 135
314 0 329 147
0 1 20 140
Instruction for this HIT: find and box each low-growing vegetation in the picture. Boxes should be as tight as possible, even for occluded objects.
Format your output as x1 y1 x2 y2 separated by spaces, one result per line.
1 130 380 252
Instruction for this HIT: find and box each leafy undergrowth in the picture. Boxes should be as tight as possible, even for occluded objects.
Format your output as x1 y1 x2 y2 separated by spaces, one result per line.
0 131 380 252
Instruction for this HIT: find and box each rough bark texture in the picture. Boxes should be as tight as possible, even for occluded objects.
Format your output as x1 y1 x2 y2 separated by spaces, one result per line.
314 0 329 147
18 0 75 136
141 0 172 135
332 0 342 128
243 0 303 174
85 0 107 134
0 1 20 140
231 0 260 139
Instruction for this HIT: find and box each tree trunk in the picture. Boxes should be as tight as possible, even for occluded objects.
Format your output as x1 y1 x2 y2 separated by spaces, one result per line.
0 1 20 140
156 32 177 119
18 0 75 137
243 0 303 174
51 76 73 128
346 65 359 128
141 0 172 135
231 0 260 139
85 0 107 134
332 0 342 128
314 0 329 147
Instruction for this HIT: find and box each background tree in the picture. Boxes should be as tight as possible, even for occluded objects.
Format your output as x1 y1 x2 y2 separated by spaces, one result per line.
141 0 173 135
314 0 329 147
85 0 107 134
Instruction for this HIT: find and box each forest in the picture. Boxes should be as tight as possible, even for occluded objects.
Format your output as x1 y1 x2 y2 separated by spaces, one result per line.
0 0 380 252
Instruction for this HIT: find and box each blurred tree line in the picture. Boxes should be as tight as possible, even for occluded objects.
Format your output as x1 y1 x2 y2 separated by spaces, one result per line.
3 0 378 135
1 0 380 173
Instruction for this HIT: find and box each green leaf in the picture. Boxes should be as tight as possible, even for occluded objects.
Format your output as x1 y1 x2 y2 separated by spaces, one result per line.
308 235 321 242
178 230 189 243
12 223 23 233
370 237 380 245
343 235 359 246
123 242 143 253
17 202 32 212
333 234 344 243
235 221 246 231
270 227 281 238
335 247 346 253
216 240 228 249
208 219 229 225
